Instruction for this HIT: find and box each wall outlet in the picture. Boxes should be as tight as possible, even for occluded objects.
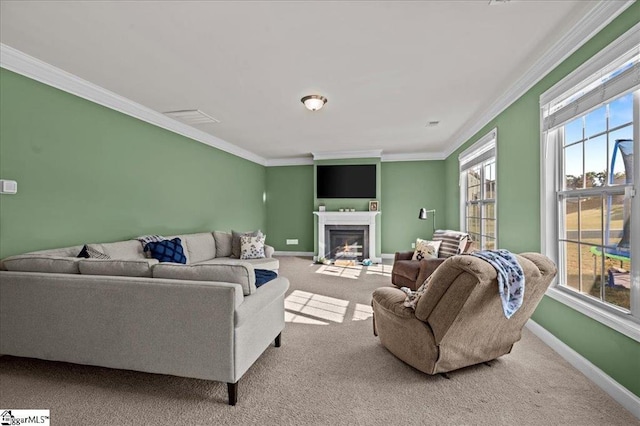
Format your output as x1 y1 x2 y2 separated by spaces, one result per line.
286 239 299 245
0 179 17 194
411 242 416 249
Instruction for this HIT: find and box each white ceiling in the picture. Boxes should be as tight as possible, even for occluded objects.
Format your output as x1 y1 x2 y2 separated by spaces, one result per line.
0 1 617 163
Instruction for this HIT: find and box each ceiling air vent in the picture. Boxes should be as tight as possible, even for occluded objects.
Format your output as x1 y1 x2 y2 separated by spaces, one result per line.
163 109 220 125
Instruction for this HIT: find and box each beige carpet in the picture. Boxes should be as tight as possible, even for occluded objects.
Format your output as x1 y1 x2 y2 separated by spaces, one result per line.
1 256 637 425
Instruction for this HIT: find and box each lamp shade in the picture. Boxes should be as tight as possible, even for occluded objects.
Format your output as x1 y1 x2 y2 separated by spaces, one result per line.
301 95 327 111
418 208 428 220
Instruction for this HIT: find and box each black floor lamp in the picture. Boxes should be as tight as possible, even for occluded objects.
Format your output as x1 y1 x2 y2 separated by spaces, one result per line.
418 208 436 235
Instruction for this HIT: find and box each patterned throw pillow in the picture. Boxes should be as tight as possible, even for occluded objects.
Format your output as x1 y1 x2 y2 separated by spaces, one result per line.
432 230 470 258
137 235 166 247
144 238 187 264
232 230 262 258
137 235 167 258
77 245 111 259
401 275 432 310
412 239 441 261
240 234 266 260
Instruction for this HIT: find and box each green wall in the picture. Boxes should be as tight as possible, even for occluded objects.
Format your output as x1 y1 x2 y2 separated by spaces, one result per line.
265 159 449 256
265 165 314 252
0 69 266 258
381 161 446 253
443 3 640 396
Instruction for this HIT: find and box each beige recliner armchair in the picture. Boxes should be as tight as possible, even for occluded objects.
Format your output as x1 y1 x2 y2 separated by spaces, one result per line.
372 253 556 375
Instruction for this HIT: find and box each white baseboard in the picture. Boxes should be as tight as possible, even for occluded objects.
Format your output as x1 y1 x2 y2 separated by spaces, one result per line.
525 319 640 419
273 251 314 257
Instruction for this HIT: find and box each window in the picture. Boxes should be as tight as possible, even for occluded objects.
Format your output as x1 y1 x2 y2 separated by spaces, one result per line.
460 129 497 250
541 23 639 338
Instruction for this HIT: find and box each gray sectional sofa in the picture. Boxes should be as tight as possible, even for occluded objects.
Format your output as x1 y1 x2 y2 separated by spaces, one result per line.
0 231 289 405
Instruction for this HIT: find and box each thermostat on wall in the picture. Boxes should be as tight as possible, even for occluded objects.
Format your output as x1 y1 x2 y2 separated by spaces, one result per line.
0 180 18 194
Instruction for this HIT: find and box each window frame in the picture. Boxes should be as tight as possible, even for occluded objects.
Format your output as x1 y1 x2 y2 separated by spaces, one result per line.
540 23 640 342
459 128 498 250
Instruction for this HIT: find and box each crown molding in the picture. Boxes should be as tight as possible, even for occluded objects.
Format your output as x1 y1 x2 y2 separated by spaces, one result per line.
0 43 267 166
312 149 383 161
381 151 446 162
441 0 635 159
264 157 314 167
266 151 447 166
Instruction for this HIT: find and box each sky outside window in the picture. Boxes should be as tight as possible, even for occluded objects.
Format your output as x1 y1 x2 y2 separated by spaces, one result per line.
564 92 633 181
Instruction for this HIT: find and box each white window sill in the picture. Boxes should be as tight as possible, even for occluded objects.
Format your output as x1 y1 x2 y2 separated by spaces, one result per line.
545 286 640 343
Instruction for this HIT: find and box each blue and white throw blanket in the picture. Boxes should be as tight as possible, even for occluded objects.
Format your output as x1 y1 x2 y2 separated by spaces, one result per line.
471 249 524 319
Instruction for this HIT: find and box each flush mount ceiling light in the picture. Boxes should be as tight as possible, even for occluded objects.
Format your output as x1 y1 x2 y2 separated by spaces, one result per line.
301 95 327 111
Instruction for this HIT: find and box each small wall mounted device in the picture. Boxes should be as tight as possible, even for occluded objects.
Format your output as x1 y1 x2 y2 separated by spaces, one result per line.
0 179 18 194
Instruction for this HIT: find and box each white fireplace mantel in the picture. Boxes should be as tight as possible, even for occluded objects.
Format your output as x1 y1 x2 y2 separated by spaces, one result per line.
314 211 381 263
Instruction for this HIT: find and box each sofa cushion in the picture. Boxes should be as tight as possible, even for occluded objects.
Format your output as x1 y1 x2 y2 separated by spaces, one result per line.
196 256 279 272
213 231 233 257
28 245 85 257
78 259 159 278
231 230 262 259
153 262 256 295
240 234 266 260
89 240 146 260
77 245 111 259
144 238 187 264
79 258 159 277
183 232 216 263
3 255 80 274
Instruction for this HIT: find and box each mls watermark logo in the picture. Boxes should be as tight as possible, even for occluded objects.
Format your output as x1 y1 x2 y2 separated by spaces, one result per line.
1 410 50 426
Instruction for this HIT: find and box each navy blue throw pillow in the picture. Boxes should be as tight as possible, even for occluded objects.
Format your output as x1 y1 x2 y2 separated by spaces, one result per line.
144 238 187 264
77 245 90 258
255 269 277 288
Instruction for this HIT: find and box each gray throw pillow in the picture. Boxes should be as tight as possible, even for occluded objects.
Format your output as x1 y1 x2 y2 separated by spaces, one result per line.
213 231 233 257
231 230 262 259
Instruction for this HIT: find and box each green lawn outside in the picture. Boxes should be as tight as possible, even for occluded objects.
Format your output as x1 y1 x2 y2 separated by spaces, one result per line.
564 203 630 310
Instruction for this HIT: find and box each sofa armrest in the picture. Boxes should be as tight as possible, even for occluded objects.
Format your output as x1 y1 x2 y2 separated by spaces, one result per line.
371 287 415 319
394 251 414 262
153 262 257 296
264 244 275 258
234 277 289 327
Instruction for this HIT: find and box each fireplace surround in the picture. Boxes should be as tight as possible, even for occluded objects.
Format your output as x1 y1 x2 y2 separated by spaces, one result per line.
313 211 381 263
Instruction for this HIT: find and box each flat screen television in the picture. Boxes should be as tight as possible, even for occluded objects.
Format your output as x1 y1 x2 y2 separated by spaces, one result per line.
316 164 377 199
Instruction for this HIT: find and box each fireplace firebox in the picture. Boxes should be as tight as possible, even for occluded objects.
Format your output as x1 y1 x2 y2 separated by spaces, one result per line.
325 225 369 261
